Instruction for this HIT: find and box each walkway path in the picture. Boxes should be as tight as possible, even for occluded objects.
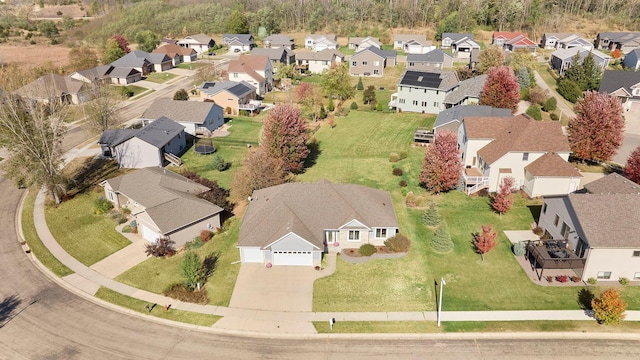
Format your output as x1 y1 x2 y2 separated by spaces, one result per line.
533 70 576 121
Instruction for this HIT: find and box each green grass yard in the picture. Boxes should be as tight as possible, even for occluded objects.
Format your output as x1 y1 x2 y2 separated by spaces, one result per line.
144 72 178 84
45 191 131 266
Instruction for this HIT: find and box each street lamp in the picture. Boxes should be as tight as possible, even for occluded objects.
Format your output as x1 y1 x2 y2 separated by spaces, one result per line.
437 277 446 327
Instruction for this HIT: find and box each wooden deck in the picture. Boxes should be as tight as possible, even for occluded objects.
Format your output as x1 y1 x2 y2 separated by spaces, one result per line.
526 240 585 280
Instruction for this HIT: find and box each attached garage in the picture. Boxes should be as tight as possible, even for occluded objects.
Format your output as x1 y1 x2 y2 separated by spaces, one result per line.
240 247 264 263
139 223 160 243
272 251 313 266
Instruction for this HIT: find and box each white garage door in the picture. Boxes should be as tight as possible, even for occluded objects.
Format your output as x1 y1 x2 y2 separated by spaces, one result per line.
272 251 313 266
140 224 160 243
241 248 264 263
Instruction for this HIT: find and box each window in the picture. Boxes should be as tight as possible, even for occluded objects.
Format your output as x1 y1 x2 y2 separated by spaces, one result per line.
373 69 379 75
413 100 418 105
597 271 611 280
233 73 238 78
421 101 427 107
322 61 328 65
362 61 368 66
374 61 380 66
554 215 559 226
542 203 547 214
409 62 415 66
561 222 571 239
633 251 640 257
351 61 357 66
522 152 529 161
399 98 405 104
376 229 387 238
635 272 640 280
348 230 360 241
434 102 439 107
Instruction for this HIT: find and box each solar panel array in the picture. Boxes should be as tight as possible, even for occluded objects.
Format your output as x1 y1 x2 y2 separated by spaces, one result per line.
400 71 443 88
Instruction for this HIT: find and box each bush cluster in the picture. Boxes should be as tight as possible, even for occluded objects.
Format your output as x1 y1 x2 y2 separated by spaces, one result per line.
94 196 113 215
389 152 400 162
513 241 526 256
163 283 209 304
384 234 410 252
392 167 403 176
185 237 204 250
358 243 377 256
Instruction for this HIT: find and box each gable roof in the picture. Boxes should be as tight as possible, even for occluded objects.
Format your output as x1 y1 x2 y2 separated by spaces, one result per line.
443 74 487 105
264 34 294 45
543 32 575 40
108 67 141 78
567 193 640 248
74 65 114 82
394 34 426 42
306 34 337 41
104 167 222 234
407 49 452 63
98 116 184 149
348 36 381 45
250 47 290 61
152 43 196 57
442 33 474 42
506 34 537 47
238 180 398 249
552 47 610 62
295 49 344 61
434 104 511 130
351 47 396 60
223 34 254 44
493 32 528 41
524 152 582 177
98 128 138 147
180 33 214 45
464 115 571 164
142 99 222 124
599 70 640 97
583 173 640 194
227 54 270 82
199 81 255 98
398 70 459 91
16 74 84 99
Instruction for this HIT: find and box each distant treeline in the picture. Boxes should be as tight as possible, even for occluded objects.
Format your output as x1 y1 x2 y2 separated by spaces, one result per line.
74 0 640 44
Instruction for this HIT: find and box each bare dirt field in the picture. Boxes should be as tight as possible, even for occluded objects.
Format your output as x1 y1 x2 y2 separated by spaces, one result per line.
33 4 87 19
0 44 70 69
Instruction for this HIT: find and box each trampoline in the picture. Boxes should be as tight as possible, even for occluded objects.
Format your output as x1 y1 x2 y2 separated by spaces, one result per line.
194 138 216 155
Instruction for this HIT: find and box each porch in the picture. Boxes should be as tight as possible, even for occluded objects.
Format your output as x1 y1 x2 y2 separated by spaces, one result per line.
526 239 586 281
463 167 490 195
239 100 262 112
388 93 398 109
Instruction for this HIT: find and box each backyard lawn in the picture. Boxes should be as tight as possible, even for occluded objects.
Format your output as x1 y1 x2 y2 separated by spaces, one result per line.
180 116 263 189
115 217 242 307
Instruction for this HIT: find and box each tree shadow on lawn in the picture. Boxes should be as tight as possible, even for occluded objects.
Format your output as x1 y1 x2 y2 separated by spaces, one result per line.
65 158 122 198
303 139 322 170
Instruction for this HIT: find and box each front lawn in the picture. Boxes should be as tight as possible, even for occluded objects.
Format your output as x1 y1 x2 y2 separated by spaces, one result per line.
144 72 178 84
180 116 263 189
115 217 242 306
176 63 202 70
45 191 131 266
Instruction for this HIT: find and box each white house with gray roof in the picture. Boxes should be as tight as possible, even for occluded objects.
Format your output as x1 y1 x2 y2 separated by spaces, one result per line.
550 47 611 76
443 74 487 108
538 174 640 281
304 34 338 52
441 33 480 58
295 49 344 74
624 48 640 71
102 167 223 246
98 116 186 168
177 34 215 55
598 70 640 111
433 104 511 136
389 70 459 113
141 99 224 136
407 49 453 70
222 34 255 52
111 50 172 75
238 180 399 267
263 34 294 50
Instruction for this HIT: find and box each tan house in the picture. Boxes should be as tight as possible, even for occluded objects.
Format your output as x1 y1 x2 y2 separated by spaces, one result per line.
347 36 381 52
537 173 640 281
295 49 344 74
199 81 258 115
177 33 215 55
349 47 397 77
152 44 197 66
226 54 273 96
16 74 85 105
102 167 223 247
263 34 295 50
238 180 399 267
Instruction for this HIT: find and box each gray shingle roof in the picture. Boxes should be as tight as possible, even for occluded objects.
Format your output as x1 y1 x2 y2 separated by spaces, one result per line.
98 117 184 149
104 168 223 234
599 70 640 97
434 104 511 130
583 173 640 194
108 67 141 78
223 34 254 45
199 81 255 98
442 33 474 42
239 180 399 249
407 49 451 63
295 49 343 61
142 99 223 124
250 47 289 61
443 74 487 104
98 129 138 147
264 34 294 44
75 65 114 81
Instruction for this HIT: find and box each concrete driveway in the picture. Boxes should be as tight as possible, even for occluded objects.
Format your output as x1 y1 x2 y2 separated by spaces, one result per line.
229 264 319 312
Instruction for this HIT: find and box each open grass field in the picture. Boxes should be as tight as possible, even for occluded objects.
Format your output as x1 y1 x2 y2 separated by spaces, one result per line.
0 44 70 70
180 116 263 189
115 217 242 307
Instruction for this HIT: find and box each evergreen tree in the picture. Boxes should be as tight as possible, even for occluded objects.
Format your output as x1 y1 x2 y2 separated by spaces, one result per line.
362 85 376 104
517 67 530 90
357 77 364 90
431 221 453 252
422 202 441 227
328 97 335 111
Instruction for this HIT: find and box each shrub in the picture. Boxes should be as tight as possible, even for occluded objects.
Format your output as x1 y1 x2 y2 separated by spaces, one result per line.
513 241 526 256
185 237 204 250
173 88 189 101
376 102 383 111
359 243 377 256
145 237 176 257
399 180 407 187
520 88 529 101
619 277 630 285
549 112 559 121
545 275 554 283
587 277 597 285
526 104 542 120
350 101 358 110
389 152 400 162
543 97 557 112
334 106 349 117
399 151 408 159
592 288 627 325
556 275 569 283
212 155 229 171
110 210 127 224
405 191 417 207
401 188 408 196
528 86 548 106
163 283 208 304
422 202 441 227
392 167 403 176
431 221 453 252
94 196 113 215
225 106 232 114
557 78 582 103
200 230 213 243
357 77 364 90
384 233 410 252
571 276 582 283
122 225 132 233
533 227 544 236
328 97 335 111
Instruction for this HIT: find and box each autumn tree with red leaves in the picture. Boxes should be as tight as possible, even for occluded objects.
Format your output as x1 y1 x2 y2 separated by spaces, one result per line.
295 82 321 121
261 104 310 174
179 169 232 213
479 65 520 114
592 288 627 325
491 177 515 215
230 147 288 201
624 146 640 184
568 91 624 162
420 130 462 193
110 34 131 53
611 49 623 59
473 224 497 263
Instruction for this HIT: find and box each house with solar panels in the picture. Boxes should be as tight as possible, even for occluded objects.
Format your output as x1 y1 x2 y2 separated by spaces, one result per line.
389 70 459 113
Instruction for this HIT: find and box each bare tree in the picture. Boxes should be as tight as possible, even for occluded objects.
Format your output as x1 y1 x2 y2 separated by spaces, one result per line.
83 82 122 134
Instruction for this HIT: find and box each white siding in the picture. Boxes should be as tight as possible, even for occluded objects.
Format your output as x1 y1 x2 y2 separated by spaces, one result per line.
524 173 581 198
114 137 162 168
241 247 265 263
583 248 640 281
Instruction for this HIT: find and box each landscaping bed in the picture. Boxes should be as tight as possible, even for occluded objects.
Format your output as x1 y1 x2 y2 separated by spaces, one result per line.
340 246 407 264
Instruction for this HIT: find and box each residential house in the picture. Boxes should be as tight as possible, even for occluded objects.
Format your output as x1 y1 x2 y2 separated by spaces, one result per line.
442 74 487 108
433 104 511 136
263 34 295 50
304 34 338 52
70 65 114 84
347 36 381 52
406 49 454 71
537 173 640 280
295 49 344 74
469 48 480 70
222 34 255 53
238 179 399 267
98 116 186 168
458 114 581 196
141 99 224 136
441 33 480 58
492 32 537 52
152 44 197 66
111 50 172 75
349 47 397 77
541 33 574 49
198 81 258 115
550 47 611 76
595 32 640 51
108 67 142 85
250 47 295 68
177 33 215 55
394 34 426 49
599 70 640 111
393 34 434 53
101 167 223 247
16 74 85 104
389 70 459 113
226 54 273 96
556 34 593 50
624 48 640 71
